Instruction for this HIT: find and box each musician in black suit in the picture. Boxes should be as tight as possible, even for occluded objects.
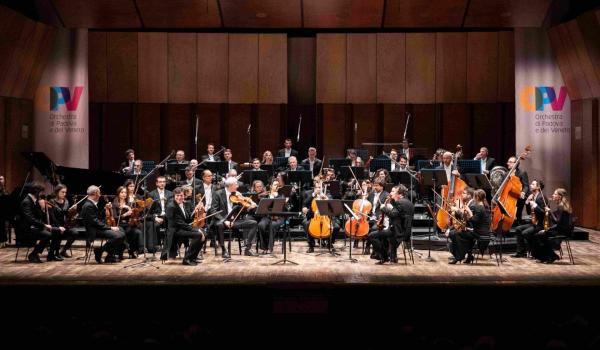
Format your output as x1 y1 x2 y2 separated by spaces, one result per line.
368 185 413 264
277 138 299 158
196 170 218 245
300 147 323 176
507 156 530 226
200 143 221 162
512 179 546 258
363 178 389 254
223 149 239 173
120 149 135 174
286 156 305 172
450 189 491 264
17 184 61 263
145 176 172 254
436 151 462 184
474 147 496 175
210 177 259 258
161 187 206 265
79 185 125 264
179 166 201 192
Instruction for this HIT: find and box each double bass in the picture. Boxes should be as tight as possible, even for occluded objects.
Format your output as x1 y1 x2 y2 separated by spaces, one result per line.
490 145 532 232
436 145 468 230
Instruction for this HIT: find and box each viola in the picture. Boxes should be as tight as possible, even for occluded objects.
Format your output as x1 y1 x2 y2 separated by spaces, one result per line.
104 198 116 227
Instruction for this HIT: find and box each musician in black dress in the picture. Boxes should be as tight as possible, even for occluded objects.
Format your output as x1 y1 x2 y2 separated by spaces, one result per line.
161 187 206 265
80 185 125 264
445 187 474 263
531 188 572 263
18 184 63 263
512 179 546 258
48 185 82 258
368 185 413 264
451 189 491 264
113 186 143 259
210 177 259 258
257 179 285 254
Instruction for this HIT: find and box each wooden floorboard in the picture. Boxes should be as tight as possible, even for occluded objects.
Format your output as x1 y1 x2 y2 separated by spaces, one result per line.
1 229 600 287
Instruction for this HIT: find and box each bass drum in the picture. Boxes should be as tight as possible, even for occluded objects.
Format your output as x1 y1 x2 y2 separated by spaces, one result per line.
489 166 508 193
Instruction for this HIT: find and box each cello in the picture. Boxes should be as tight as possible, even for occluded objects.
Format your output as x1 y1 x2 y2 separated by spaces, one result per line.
490 145 532 232
436 145 468 230
308 183 331 239
344 186 372 239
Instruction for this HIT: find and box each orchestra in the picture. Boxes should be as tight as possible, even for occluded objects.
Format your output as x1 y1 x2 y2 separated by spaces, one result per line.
0 138 574 268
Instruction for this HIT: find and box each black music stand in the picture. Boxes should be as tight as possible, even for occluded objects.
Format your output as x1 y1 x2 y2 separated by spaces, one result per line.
339 166 367 181
314 199 342 257
465 174 492 190
419 169 448 262
242 170 269 188
328 158 351 175
338 201 361 263
369 158 391 173
458 160 482 175
274 157 289 171
278 185 293 198
287 170 312 209
417 160 440 172
389 171 410 186
323 180 341 199
260 164 275 174
259 200 299 266
205 161 229 177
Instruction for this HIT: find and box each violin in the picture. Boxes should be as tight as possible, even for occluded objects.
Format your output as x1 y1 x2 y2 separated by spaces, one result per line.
377 195 391 231
104 197 116 227
192 194 206 229
229 193 256 209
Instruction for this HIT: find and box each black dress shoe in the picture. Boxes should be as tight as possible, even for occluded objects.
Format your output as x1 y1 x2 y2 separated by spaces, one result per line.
197 252 204 260
59 250 72 258
222 250 231 259
28 253 43 264
182 259 197 266
306 247 314 253
48 254 63 262
105 256 119 263
93 248 103 264
511 253 526 258
244 250 258 257
448 259 460 264
129 252 138 259
464 255 474 264
364 247 371 255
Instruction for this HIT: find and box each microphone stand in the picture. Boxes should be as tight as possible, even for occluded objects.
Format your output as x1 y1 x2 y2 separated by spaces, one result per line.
247 124 252 162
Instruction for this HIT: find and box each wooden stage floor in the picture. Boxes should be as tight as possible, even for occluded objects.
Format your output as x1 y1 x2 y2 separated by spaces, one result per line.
1 229 600 287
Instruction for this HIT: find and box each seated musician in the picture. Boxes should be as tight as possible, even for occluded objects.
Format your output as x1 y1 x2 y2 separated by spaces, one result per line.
373 168 391 184
0 175 7 248
346 149 363 167
389 149 400 172
445 187 473 263
397 154 418 201
400 139 412 164
250 158 262 170
362 178 387 254
251 179 277 254
127 159 147 177
161 187 206 266
301 178 340 253
531 188 572 264
473 146 495 176
18 183 64 263
196 170 217 245
48 184 82 259
512 179 546 258
113 186 143 259
210 177 259 258
367 184 413 264
179 166 201 191
120 148 135 174
145 176 172 254
201 143 220 162
301 147 323 175
286 156 304 171
174 150 189 165
449 189 490 264
80 185 125 264
262 150 274 165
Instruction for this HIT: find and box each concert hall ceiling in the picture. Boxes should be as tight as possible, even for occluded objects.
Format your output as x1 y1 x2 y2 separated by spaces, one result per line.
39 0 555 29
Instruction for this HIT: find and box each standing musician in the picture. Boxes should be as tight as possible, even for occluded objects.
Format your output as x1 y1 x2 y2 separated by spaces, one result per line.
474 146 495 176
301 147 323 176
445 187 474 263
223 149 239 172
277 138 299 158
48 185 81 259
262 150 274 165
301 178 339 253
449 189 490 264
437 151 461 184
80 185 125 264
507 156 530 226
18 183 64 263
201 143 220 162
368 185 413 264
146 176 172 254
161 187 206 266
120 149 135 174
512 179 546 258
531 188 572 263
210 177 259 258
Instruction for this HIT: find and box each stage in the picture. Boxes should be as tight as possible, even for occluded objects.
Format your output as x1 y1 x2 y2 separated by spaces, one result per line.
1 229 599 287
